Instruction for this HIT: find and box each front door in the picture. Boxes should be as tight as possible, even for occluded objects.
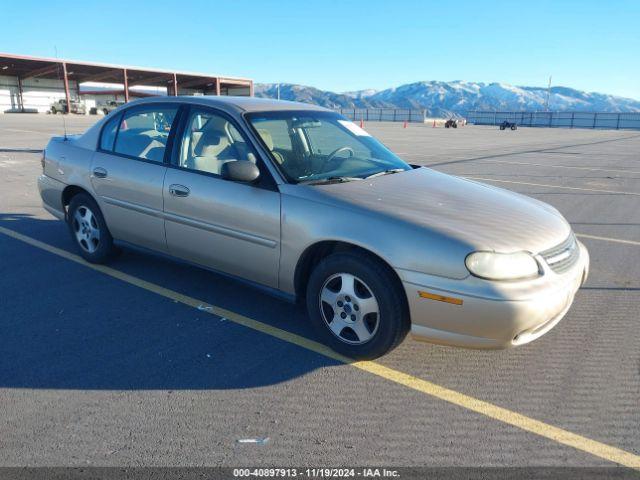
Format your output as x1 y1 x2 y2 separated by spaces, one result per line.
163 106 281 288
90 103 180 253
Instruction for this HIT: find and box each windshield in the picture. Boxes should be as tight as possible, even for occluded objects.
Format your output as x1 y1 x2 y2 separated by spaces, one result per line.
246 111 411 184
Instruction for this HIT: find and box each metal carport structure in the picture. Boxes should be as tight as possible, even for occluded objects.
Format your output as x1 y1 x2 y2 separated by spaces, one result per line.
0 52 253 113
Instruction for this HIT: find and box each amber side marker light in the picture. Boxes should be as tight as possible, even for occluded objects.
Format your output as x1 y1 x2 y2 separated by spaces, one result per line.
418 290 463 306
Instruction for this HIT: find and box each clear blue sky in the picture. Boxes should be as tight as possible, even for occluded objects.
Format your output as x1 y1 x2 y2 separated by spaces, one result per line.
1 0 639 99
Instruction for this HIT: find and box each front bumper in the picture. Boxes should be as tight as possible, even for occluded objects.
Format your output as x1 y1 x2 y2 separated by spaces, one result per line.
400 241 590 349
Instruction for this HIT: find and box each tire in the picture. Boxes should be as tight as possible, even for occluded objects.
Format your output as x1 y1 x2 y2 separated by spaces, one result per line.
51 107 57 115
67 193 117 264
499 125 505 130
306 251 410 359
103 109 109 116
511 125 517 130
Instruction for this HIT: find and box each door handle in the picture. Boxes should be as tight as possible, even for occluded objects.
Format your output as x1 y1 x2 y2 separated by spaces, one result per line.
92 167 108 178
169 184 190 197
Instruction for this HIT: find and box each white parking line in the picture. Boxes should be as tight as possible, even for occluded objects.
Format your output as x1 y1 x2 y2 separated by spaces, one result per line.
3 128 47 134
483 160 640 176
576 233 640 246
465 176 640 196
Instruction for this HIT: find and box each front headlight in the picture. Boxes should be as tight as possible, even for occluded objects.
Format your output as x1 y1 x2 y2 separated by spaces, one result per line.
465 251 540 281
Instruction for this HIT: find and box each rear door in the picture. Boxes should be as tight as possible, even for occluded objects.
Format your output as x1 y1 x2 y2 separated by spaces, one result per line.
163 106 281 288
90 103 180 253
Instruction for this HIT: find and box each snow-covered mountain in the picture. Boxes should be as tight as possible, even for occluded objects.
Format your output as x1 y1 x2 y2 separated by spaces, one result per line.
255 81 640 116
254 84 363 109
342 89 379 99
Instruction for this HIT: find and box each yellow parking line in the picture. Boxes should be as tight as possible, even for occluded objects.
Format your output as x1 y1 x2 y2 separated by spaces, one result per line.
1 224 639 469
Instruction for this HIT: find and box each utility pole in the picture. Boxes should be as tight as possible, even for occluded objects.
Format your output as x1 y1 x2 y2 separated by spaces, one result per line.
545 75 552 111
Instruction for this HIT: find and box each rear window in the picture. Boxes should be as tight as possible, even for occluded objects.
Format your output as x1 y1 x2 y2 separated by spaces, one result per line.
112 106 179 162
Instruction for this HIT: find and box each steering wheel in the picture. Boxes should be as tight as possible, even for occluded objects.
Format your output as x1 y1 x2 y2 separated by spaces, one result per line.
326 146 354 163
322 146 354 172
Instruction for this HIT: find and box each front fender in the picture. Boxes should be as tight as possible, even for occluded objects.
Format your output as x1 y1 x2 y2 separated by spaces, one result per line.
279 191 471 295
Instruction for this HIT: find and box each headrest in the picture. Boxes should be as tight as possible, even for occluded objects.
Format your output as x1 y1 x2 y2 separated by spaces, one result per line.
193 128 225 156
257 129 274 151
200 129 223 146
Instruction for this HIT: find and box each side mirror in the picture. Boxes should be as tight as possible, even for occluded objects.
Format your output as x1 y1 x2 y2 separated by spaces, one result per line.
221 160 260 183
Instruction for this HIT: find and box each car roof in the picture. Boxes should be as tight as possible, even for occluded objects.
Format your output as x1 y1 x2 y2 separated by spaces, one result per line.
121 95 332 114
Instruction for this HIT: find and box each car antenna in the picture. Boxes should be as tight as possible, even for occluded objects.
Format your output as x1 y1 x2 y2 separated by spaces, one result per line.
54 46 68 141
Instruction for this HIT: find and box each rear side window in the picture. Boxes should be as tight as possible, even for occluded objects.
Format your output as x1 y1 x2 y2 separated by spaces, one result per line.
99 114 120 151
113 106 179 162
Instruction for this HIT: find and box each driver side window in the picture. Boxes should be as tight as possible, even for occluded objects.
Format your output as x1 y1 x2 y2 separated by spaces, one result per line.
177 109 256 176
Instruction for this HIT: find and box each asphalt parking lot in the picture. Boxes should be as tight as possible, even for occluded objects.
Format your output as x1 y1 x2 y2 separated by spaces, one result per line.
0 113 639 468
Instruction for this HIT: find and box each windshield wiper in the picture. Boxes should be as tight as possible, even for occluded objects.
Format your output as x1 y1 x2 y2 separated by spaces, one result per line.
299 176 361 186
364 168 406 179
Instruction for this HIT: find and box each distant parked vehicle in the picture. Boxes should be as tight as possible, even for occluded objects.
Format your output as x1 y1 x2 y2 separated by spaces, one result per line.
444 119 458 128
50 99 86 115
500 121 517 130
99 100 125 116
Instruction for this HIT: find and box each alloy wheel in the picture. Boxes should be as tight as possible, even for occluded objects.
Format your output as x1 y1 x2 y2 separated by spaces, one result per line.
319 273 380 345
72 205 101 253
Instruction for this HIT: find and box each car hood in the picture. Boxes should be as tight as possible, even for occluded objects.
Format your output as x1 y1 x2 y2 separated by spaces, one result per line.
299 167 571 254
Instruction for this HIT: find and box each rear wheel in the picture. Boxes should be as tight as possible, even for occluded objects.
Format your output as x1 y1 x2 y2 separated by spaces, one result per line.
511 124 517 130
306 251 409 359
67 193 117 263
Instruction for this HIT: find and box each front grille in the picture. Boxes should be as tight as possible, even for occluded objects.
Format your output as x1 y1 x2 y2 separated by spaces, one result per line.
541 234 580 274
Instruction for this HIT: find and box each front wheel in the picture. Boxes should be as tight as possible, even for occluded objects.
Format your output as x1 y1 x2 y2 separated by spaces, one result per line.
511 125 517 130
67 193 117 263
306 251 410 359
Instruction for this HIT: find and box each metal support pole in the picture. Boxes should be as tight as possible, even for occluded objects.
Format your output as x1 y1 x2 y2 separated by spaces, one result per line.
249 81 254 97
215 78 221 96
16 76 24 112
62 62 72 114
123 69 130 103
173 73 178 96
616 113 621 130
592 113 597 129
571 112 575 128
